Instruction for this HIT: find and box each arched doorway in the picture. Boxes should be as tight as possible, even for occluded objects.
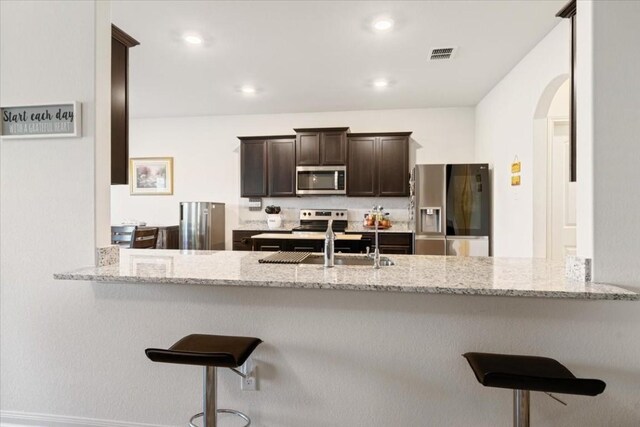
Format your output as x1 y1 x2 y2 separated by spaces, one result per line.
532 74 573 259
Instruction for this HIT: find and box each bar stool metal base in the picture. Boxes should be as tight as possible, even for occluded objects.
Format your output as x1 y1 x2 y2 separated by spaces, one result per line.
189 409 251 427
513 389 530 427
188 366 251 427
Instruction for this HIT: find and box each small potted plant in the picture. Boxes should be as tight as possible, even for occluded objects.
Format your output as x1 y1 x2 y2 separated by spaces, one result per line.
265 205 282 229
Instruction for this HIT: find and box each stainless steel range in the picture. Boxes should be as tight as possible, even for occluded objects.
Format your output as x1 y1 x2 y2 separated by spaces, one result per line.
292 209 348 233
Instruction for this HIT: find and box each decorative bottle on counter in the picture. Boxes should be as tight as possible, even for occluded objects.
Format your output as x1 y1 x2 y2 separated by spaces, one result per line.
324 220 335 268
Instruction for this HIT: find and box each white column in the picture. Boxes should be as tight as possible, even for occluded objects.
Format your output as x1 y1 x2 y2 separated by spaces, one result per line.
94 0 112 250
580 0 640 287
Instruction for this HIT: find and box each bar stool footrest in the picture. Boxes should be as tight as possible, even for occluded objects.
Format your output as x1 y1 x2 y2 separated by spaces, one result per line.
189 409 251 427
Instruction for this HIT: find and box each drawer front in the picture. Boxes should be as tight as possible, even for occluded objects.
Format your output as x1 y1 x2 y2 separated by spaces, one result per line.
379 245 413 255
379 233 413 246
233 230 290 251
345 232 414 254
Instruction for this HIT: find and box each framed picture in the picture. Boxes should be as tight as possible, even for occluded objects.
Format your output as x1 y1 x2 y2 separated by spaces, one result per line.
1 101 81 139
130 157 174 195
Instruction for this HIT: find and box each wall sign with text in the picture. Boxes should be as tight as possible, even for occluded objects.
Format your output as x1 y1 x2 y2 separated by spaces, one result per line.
1 102 81 139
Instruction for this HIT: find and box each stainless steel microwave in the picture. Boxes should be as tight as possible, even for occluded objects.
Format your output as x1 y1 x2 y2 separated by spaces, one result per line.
296 166 346 195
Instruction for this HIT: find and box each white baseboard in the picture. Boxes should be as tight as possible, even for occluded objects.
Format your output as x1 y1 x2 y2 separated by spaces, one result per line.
0 411 173 427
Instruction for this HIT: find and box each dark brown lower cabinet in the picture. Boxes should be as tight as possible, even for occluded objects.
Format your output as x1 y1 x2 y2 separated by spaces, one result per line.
253 239 288 252
347 232 414 254
232 230 290 251
252 238 360 252
232 230 365 253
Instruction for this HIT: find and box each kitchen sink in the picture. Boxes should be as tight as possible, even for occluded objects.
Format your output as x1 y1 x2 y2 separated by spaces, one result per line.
300 255 395 266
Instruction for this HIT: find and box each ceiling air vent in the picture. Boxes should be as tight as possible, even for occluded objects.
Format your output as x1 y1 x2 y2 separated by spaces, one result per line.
429 47 457 61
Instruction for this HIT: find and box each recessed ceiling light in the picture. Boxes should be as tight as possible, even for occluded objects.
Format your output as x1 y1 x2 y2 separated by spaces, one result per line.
373 79 389 88
373 18 394 31
183 34 203 45
240 85 257 95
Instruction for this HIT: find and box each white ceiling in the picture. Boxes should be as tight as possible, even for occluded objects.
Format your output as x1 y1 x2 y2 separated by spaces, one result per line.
112 0 566 118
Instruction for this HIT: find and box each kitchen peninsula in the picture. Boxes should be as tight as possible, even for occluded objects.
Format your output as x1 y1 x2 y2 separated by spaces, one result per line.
55 250 638 300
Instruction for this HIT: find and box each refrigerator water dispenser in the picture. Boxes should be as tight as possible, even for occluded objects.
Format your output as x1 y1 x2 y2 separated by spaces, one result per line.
419 207 441 233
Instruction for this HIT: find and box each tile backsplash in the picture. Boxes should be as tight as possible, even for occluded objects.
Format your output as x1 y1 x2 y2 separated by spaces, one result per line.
239 196 411 223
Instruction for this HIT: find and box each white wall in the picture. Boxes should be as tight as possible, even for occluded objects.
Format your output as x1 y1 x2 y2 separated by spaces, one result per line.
0 0 107 420
587 0 640 287
111 108 475 247
475 21 570 257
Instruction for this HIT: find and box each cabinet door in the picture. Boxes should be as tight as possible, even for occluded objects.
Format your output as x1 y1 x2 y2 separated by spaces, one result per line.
321 131 347 165
379 245 412 254
380 233 414 254
241 140 268 197
378 136 409 196
347 137 377 196
111 38 129 185
268 139 296 196
296 132 320 166
289 240 323 252
232 231 256 251
254 240 286 251
111 26 139 185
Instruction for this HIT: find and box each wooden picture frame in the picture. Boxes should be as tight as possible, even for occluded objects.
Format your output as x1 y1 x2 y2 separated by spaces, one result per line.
129 157 174 195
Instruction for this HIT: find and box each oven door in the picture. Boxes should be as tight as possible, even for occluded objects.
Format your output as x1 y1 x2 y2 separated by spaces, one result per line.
296 166 346 195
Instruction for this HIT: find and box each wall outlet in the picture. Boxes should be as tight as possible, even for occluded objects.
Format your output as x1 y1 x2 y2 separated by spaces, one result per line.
240 370 257 391
239 357 257 391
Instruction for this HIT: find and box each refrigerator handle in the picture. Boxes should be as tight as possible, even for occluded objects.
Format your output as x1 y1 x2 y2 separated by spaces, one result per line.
180 204 183 221
203 208 210 250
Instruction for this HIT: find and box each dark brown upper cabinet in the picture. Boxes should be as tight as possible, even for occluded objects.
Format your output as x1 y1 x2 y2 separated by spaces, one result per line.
111 25 139 185
294 127 349 166
378 135 410 196
346 136 377 196
557 0 577 182
239 135 296 198
268 138 296 196
347 132 411 197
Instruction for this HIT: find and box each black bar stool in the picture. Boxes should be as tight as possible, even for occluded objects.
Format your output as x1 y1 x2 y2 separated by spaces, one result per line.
146 334 262 427
463 352 605 427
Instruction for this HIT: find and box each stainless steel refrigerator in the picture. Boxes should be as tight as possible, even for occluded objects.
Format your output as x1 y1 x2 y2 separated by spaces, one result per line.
412 164 490 256
179 202 226 250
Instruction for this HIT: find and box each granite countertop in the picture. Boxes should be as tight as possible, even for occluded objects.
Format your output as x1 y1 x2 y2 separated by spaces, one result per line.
345 222 413 233
233 221 298 231
55 249 639 301
234 221 414 233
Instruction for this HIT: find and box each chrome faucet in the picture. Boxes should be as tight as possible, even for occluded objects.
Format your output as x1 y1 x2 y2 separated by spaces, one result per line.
324 219 335 268
372 205 383 269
